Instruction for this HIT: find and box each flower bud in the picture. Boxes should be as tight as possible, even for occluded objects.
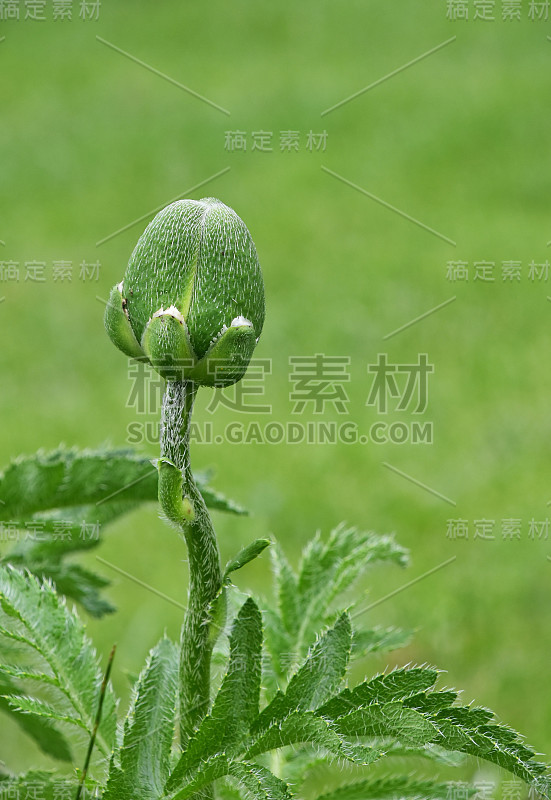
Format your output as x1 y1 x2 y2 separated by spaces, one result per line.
104 197 265 386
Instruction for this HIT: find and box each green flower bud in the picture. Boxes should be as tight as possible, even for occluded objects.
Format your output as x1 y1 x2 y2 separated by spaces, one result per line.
104 197 265 386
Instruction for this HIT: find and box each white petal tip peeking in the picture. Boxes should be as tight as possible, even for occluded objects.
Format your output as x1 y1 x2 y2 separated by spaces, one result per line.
231 316 253 328
152 306 186 325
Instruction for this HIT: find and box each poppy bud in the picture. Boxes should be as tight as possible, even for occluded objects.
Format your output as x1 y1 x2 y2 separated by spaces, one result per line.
104 197 265 386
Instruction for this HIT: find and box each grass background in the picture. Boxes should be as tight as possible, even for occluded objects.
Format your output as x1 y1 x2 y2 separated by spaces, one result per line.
1 0 550 788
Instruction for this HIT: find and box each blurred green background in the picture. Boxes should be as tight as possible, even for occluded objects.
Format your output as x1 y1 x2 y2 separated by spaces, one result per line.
1 0 550 785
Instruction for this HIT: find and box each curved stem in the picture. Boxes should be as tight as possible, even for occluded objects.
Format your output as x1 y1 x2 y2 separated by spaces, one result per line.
159 379 223 746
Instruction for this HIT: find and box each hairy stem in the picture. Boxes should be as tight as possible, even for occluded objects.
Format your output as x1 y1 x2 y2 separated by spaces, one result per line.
159 379 223 747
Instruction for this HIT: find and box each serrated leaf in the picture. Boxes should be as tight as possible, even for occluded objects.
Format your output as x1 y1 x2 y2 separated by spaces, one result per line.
262 606 293 699
317 665 551 797
382 741 466 766
263 527 409 684
0 770 90 799
403 690 459 714
351 626 413 659
4 694 88 729
273 750 328 789
271 543 300 637
317 666 439 720
214 597 263 739
295 524 409 658
255 613 351 733
245 710 384 767
105 637 178 800
199 484 249 516
0 664 61 689
224 539 271 580
31 562 115 618
317 775 462 800
0 675 71 761
3 543 115 619
164 754 232 800
168 598 263 790
164 758 291 800
0 447 247 616
216 781 248 800
429 712 551 791
226 762 292 800
331 700 439 746
0 447 156 519
297 525 408 606
392 685 551 792
0 564 117 759
0 446 247 527
285 612 351 709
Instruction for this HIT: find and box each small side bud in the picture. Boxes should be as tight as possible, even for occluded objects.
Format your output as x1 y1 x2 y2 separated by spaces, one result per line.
104 282 145 360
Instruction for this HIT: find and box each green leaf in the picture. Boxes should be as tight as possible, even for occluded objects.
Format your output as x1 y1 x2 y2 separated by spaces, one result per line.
0 771 92 799
1 501 132 560
381 741 466 766
167 614 383 798
263 527 409 685
164 758 291 800
317 666 551 797
167 598 263 790
261 541 302 700
262 606 293 699
403 689 460 713
428 711 551 791
105 636 178 800
0 446 247 527
224 539 271 580
271 543 300 637
331 700 439 746
255 613 351 733
199 483 249 516
4 694 89 730
245 710 383 767
0 564 118 759
226 762 292 800
284 612 351 709
0 664 61 688
3 532 115 618
29 562 115 618
398 687 551 792
295 524 408 657
206 596 263 743
0 447 247 615
351 626 413 659
0 674 72 761
298 524 409 605
216 780 248 800
0 447 157 519
164 754 232 800
317 776 461 800
274 749 328 789
317 666 439 720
